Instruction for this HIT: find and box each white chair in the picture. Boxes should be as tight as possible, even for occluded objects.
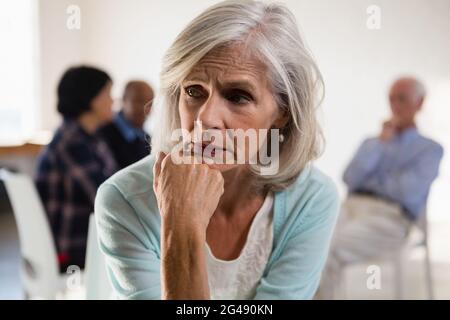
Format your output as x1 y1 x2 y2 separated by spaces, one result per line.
340 209 434 300
84 214 113 299
392 210 433 299
0 169 67 299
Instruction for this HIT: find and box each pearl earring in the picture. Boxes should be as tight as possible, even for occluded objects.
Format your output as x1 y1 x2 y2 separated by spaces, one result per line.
279 134 285 143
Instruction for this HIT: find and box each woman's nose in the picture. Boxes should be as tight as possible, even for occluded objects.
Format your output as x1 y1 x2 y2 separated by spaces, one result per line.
196 94 225 129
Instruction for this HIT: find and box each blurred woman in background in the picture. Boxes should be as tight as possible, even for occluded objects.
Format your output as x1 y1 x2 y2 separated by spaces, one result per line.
35 66 118 272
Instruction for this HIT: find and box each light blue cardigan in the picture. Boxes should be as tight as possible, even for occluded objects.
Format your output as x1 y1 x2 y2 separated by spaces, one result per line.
95 155 339 299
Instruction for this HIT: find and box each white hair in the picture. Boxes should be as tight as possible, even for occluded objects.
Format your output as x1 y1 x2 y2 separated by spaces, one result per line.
151 0 324 191
414 80 426 99
410 78 427 99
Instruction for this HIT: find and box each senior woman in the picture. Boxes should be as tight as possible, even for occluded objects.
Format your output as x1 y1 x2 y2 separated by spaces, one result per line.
95 0 339 300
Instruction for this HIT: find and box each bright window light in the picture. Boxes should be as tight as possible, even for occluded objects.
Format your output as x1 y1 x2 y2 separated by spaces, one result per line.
0 0 38 144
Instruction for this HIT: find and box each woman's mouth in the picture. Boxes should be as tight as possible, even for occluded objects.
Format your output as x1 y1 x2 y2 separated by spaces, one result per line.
193 142 225 157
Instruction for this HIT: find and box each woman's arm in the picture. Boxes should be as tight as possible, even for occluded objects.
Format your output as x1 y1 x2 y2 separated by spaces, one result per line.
161 218 209 299
153 153 224 300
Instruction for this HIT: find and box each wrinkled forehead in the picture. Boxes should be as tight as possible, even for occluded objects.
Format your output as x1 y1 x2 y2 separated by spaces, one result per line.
185 43 268 84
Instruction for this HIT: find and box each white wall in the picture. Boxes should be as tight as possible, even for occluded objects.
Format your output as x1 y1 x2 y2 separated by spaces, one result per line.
38 0 87 131
38 0 450 220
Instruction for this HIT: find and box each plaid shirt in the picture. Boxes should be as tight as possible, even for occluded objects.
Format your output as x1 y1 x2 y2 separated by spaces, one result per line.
35 119 118 271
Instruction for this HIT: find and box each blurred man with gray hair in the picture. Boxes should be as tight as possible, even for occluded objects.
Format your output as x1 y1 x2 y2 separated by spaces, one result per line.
98 80 154 169
318 77 444 299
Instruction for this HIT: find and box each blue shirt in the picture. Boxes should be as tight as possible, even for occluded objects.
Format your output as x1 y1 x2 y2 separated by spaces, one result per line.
114 111 147 143
94 155 339 299
343 127 443 220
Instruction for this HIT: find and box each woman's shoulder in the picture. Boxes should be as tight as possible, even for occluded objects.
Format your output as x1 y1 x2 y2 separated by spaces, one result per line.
99 154 155 199
95 155 159 225
285 165 338 200
95 155 160 242
95 155 161 257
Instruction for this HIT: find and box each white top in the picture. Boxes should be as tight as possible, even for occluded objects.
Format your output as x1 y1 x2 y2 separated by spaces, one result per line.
205 193 274 300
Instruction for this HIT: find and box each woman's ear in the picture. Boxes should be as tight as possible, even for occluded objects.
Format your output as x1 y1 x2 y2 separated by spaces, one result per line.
273 108 290 129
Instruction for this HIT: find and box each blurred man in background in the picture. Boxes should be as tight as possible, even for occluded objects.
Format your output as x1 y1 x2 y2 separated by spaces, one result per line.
318 77 444 299
98 80 153 169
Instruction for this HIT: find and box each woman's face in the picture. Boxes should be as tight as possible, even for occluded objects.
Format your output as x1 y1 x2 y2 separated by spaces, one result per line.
178 44 286 173
91 81 114 125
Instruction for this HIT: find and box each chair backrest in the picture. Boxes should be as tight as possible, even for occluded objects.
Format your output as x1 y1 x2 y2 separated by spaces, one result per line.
0 169 60 299
84 214 113 299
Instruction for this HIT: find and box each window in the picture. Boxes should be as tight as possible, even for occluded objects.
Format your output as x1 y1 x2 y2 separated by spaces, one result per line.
0 0 39 143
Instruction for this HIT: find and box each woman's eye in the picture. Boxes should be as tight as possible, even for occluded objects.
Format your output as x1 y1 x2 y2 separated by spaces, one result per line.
226 90 252 105
185 86 204 99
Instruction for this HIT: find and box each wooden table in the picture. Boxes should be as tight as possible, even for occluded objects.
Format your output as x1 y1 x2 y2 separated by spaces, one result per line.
0 143 44 157
0 142 46 177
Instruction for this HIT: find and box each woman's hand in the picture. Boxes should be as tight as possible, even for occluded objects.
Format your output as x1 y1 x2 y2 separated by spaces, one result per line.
153 151 225 233
153 152 224 300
